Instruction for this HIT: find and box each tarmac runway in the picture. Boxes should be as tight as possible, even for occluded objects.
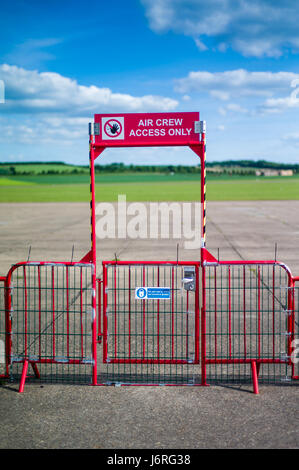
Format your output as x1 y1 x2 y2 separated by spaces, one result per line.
0 201 298 448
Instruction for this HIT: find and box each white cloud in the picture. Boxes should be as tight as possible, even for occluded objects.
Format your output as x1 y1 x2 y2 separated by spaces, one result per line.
0 64 178 115
4 38 62 68
175 69 299 97
226 103 248 114
283 132 299 146
260 78 299 113
175 69 299 114
141 0 299 57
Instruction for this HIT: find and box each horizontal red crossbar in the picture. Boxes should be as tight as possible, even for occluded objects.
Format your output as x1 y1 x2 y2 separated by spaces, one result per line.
105 359 195 365
205 359 291 365
103 260 200 266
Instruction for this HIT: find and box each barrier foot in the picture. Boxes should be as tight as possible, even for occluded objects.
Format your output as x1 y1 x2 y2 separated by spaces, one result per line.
19 360 29 393
31 362 40 379
251 361 259 395
256 362 261 378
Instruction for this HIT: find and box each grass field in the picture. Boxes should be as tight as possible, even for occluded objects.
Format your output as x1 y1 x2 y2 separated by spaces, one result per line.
0 173 299 202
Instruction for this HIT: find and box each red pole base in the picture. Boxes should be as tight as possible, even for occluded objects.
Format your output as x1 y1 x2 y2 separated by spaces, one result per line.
251 360 259 395
31 362 40 379
19 360 29 393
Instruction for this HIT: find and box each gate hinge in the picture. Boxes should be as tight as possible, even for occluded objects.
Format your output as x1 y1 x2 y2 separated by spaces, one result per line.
54 356 68 363
194 120 206 134
11 355 23 363
89 122 100 136
82 357 94 365
280 352 290 362
281 376 292 382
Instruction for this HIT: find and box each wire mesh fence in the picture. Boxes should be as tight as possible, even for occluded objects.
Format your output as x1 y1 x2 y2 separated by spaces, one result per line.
293 285 299 380
204 263 295 384
0 259 298 390
99 262 201 385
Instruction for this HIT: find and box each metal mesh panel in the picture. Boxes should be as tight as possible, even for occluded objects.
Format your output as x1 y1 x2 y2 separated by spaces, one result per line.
205 263 294 383
99 263 200 385
9 263 93 384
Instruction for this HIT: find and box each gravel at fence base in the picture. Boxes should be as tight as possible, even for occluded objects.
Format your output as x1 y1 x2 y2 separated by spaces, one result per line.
0 201 298 449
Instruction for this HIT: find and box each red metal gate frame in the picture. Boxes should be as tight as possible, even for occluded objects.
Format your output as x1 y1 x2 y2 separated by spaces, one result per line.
201 248 298 393
102 260 201 366
85 113 206 387
0 261 95 392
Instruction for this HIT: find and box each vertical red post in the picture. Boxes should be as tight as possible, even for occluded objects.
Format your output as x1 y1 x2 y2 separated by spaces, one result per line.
243 266 247 359
195 264 200 365
97 279 102 342
228 265 232 359
23 266 28 358
142 266 145 360
288 278 295 374
31 362 40 379
201 131 207 246
258 266 261 359
90 140 98 385
201 258 207 384
186 289 189 360
80 268 84 360
128 267 131 359
171 266 174 360
103 264 108 363
272 265 275 359
66 266 70 358
38 266 42 360
51 266 55 359
214 266 217 359
157 266 160 361
114 266 117 358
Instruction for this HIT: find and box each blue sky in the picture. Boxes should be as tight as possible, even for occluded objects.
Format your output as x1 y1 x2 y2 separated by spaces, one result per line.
0 0 299 165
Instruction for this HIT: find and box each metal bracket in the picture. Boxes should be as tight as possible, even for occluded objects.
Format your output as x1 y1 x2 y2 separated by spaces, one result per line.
280 352 290 362
82 358 94 365
194 120 206 134
281 376 291 382
183 267 195 291
88 122 100 136
54 356 68 363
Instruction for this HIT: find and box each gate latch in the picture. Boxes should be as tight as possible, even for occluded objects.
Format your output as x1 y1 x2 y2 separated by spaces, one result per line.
182 267 195 291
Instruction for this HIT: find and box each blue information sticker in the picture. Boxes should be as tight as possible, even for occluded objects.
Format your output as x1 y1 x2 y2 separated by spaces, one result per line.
135 287 170 300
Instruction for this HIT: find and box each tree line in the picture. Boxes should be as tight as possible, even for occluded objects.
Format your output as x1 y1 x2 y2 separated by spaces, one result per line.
0 160 298 176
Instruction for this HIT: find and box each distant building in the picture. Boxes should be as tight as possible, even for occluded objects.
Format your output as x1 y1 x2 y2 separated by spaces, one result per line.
255 169 293 177
279 169 293 176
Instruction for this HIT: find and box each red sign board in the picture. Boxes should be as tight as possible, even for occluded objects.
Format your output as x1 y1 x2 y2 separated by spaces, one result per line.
94 112 200 147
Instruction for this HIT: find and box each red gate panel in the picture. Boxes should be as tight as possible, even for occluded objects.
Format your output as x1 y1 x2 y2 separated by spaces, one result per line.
102 262 200 366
